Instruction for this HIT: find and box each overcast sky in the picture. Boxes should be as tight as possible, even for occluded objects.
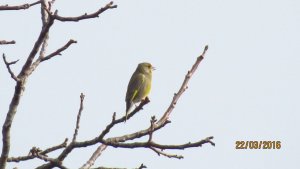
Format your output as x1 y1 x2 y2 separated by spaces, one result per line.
1 0 299 169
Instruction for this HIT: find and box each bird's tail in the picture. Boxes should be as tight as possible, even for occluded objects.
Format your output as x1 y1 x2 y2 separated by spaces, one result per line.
125 109 129 122
125 101 133 122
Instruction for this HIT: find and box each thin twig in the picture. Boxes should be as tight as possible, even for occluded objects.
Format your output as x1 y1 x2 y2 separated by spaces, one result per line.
91 163 146 169
148 116 157 143
0 1 41 10
72 93 85 143
0 40 16 45
100 98 150 139
41 39 77 62
150 147 183 159
138 164 147 169
80 144 107 169
42 138 68 154
157 45 209 124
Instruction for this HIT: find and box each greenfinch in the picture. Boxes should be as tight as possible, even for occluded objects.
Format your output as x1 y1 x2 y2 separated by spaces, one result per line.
125 62 155 121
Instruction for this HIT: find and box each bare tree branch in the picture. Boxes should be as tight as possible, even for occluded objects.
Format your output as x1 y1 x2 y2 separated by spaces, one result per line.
0 40 16 45
23 0 54 77
35 154 66 169
7 138 68 163
41 39 77 62
2 54 20 82
1 2 117 168
51 1 117 22
27 147 67 169
72 93 85 142
0 1 41 10
25 0 52 77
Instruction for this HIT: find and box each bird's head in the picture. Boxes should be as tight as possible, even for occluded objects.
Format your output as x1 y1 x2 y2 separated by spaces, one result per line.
137 62 155 75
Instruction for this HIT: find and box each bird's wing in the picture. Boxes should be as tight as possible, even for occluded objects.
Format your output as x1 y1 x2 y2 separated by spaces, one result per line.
126 73 146 102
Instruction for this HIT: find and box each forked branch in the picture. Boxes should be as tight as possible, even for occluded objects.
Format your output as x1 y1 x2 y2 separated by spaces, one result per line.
2 54 20 81
150 147 183 159
51 1 117 22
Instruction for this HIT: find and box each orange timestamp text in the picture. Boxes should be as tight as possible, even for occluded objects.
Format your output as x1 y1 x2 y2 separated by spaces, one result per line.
235 141 281 149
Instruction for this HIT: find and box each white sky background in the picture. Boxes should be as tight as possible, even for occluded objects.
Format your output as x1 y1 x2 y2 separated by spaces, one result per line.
1 0 300 168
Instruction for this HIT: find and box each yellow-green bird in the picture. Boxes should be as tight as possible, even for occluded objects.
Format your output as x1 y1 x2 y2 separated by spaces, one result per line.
125 62 155 122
